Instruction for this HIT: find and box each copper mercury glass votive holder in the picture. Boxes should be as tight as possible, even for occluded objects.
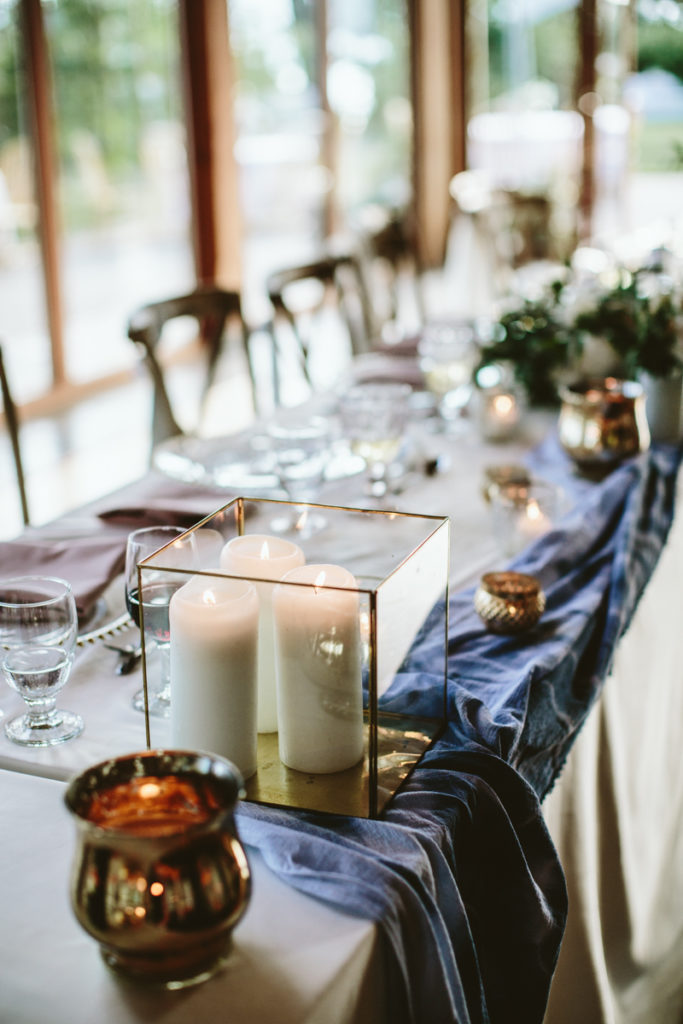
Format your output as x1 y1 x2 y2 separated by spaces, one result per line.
474 571 546 634
64 749 251 989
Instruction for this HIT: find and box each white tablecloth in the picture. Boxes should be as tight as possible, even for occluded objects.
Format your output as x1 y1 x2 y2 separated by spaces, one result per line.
0 768 382 1024
1 408 681 1023
543 470 683 1024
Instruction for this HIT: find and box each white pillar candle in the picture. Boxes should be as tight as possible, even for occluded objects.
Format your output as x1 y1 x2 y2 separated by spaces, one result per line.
169 576 259 780
219 534 305 733
273 564 364 774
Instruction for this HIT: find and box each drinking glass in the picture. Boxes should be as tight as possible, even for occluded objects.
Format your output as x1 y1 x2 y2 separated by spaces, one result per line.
0 575 82 746
266 415 334 536
125 525 187 717
417 322 479 430
489 479 564 558
338 382 412 497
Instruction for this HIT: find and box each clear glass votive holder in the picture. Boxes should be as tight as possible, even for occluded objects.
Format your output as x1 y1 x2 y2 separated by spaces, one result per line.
474 362 524 442
489 479 563 558
136 498 450 818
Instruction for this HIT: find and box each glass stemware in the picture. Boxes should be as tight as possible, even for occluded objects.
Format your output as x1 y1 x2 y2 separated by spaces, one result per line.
417 321 480 431
0 575 82 747
266 415 334 536
125 525 187 718
338 382 412 498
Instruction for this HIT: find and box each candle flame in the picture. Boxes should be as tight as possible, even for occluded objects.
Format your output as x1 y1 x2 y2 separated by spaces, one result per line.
139 782 160 800
260 540 270 559
526 500 541 521
493 394 514 416
296 509 308 531
203 589 217 606
314 570 327 592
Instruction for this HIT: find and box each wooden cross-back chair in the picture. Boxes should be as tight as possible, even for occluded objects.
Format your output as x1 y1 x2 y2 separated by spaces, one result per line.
127 285 256 451
355 204 427 331
265 253 375 399
0 343 29 526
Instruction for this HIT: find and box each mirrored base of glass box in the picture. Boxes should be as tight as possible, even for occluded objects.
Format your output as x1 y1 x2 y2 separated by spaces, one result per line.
245 712 444 818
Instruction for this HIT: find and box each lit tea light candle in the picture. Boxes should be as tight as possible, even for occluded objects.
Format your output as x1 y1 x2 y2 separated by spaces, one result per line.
479 388 521 441
518 497 551 542
169 577 259 779
220 535 306 733
273 564 364 774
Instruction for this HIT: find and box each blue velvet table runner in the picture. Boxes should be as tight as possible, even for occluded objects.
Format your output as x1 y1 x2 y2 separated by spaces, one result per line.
237 436 681 1024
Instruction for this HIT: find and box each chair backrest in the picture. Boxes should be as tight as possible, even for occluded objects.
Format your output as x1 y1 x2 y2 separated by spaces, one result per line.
0 344 29 525
266 253 374 397
355 205 426 333
127 285 253 450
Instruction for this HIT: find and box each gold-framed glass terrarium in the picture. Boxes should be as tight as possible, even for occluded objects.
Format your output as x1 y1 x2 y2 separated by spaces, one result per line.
137 497 449 818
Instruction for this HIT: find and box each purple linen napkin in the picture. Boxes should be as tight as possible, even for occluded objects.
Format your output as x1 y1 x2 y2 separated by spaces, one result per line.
0 532 128 623
0 476 230 623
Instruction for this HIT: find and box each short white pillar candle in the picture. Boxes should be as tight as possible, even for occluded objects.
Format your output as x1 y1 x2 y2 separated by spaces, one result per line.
169 576 259 780
273 564 364 774
219 534 305 733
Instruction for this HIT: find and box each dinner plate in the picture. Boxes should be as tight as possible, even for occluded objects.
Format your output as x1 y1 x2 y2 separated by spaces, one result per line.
153 433 365 492
77 574 133 646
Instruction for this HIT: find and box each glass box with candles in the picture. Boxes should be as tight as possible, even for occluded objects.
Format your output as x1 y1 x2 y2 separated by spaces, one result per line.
136 497 450 818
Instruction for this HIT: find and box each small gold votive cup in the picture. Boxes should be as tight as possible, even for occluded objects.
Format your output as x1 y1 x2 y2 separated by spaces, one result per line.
481 464 531 504
474 571 546 634
64 749 251 989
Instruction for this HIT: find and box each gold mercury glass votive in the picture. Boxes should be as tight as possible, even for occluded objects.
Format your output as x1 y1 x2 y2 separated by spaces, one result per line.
64 749 251 989
474 571 546 634
481 464 531 504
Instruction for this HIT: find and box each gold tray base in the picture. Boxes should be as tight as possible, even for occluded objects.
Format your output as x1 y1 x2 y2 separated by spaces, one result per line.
244 712 442 818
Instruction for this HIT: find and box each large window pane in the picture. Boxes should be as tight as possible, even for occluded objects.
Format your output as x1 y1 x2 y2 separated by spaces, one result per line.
45 0 193 385
229 0 323 315
229 0 412 318
0 0 51 404
327 0 411 216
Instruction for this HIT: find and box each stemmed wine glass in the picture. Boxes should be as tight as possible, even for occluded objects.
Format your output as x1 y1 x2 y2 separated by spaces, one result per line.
0 575 82 747
266 415 334 537
417 322 479 431
125 525 187 718
338 382 412 498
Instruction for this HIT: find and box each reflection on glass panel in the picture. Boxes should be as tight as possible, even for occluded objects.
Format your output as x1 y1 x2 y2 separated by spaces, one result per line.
327 0 411 215
0 0 52 403
44 0 193 385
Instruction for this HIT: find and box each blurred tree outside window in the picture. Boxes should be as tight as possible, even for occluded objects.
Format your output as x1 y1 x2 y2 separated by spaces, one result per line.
0 0 193 405
45 0 193 385
228 0 411 319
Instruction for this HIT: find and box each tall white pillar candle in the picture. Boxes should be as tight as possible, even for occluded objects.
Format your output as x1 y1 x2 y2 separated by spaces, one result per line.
219 534 305 733
169 576 259 780
273 564 364 774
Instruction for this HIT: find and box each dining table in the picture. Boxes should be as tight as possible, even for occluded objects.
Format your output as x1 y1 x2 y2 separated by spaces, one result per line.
0 348 681 1024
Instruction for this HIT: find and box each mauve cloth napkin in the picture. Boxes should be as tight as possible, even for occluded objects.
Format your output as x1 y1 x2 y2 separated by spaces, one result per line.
0 474 230 622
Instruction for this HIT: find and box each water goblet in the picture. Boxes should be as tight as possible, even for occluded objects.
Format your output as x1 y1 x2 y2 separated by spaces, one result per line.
266 415 334 537
417 321 479 431
0 574 82 747
338 382 412 498
125 525 188 718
